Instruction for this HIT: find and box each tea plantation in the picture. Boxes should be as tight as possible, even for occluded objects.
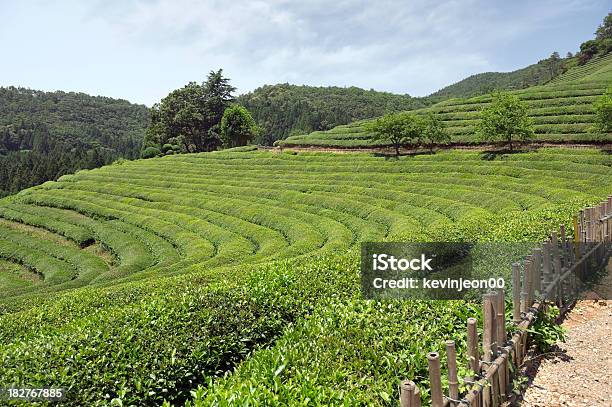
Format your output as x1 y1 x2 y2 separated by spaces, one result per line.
278 53 612 148
0 147 610 405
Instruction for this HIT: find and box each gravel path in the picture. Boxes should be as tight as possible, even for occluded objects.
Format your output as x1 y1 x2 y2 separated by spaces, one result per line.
521 300 612 407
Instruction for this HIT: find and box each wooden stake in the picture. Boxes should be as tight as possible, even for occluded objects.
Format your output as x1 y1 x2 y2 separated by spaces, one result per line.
446 341 459 406
495 289 506 349
483 293 496 362
560 223 566 244
579 210 585 242
524 259 533 309
491 368 501 406
551 231 562 305
512 263 521 324
495 289 507 400
467 317 480 373
532 248 542 296
427 352 444 407
400 380 417 407
585 207 593 243
482 293 496 407
466 318 480 407
560 224 568 274
413 385 421 407
520 262 528 314
573 215 580 259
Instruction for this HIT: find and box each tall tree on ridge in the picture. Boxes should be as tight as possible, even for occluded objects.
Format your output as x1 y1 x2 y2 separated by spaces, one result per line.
142 69 236 155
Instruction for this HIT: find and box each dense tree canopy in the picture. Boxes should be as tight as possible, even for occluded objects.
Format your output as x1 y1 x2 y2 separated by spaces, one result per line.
477 91 534 151
143 70 236 155
578 12 612 64
238 84 427 145
220 105 259 148
0 87 148 197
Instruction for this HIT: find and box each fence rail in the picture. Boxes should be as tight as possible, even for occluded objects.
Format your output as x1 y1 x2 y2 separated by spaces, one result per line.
400 195 612 407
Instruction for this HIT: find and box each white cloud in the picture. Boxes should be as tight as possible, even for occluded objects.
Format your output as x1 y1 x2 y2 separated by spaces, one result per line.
0 0 607 104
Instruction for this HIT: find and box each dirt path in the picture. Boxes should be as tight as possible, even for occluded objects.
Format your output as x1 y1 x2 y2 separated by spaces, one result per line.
521 259 612 407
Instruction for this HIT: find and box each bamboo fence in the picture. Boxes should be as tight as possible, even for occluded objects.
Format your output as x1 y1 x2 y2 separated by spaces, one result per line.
400 196 612 407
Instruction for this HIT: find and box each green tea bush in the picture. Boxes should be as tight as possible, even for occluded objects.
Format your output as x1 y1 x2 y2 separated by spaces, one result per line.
0 148 610 405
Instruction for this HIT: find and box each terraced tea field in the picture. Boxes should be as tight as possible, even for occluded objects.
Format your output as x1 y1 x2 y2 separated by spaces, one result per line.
0 148 610 405
279 53 612 148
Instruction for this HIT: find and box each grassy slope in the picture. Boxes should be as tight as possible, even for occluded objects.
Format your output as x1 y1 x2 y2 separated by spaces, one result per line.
278 53 612 148
0 149 610 405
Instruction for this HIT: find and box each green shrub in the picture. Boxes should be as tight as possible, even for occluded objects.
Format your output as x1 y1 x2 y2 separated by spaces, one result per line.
141 146 161 159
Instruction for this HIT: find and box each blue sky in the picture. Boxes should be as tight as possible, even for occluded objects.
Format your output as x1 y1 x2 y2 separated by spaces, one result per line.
0 0 609 106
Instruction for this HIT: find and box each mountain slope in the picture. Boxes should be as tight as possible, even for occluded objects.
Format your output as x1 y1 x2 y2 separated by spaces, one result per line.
0 87 149 196
279 53 612 148
432 54 568 98
237 84 427 145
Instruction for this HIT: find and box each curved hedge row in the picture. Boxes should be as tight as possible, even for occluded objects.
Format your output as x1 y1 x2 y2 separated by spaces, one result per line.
0 148 610 405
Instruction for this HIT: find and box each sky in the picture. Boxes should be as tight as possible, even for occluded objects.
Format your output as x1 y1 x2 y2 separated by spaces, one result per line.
0 0 609 106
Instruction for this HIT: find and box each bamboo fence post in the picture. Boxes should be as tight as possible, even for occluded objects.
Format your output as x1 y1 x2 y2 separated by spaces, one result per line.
532 248 542 297
446 341 459 407
585 207 593 243
542 242 552 300
592 206 597 243
608 196 612 242
495 289 506 348
560 224 571 293
579 209 585 242
466 318 480 407
521 291 529 358
520 276 528 315
524 258 534 309
483 293 496 361
495 289 507 400
512 263 521 324
592 205 598 244
560 225 572 301
604 200 609 242
427 352 444 407
573 214 581 260
598 203 604 242
413 385 421 407
482 293 499 407
605 199 608 242
560 224 567 266
551 232 562 305
467 318 480 374
578 210 586 281
400 380 420 407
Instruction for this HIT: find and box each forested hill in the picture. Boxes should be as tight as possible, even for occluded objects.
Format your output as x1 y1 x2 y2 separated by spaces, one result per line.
431 53 569 98
0 87 149 197
237 84 427 145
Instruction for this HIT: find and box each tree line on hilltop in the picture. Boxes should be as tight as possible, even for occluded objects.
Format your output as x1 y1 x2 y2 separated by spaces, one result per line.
0 88 148 197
